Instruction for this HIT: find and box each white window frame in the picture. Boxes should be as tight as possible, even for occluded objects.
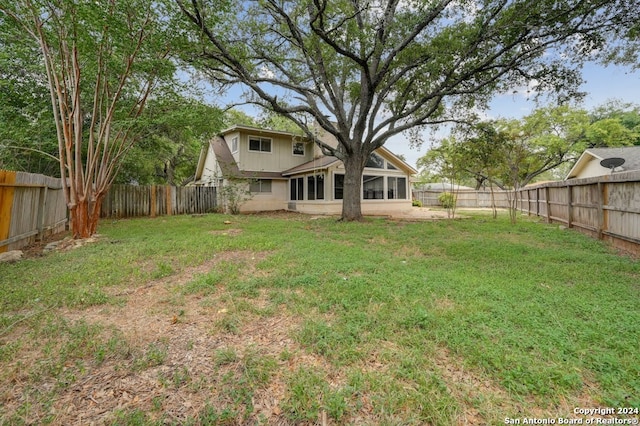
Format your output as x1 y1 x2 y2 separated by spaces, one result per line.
231 137 239 153
248 136 272 153
250 179 272 193
292 141 305 156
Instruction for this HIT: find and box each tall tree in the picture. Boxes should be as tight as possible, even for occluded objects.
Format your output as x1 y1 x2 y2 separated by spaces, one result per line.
177 0 634 220
0 17 58 175
1 0 178 238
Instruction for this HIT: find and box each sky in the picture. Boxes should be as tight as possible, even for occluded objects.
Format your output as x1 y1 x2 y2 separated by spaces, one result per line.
384 62 640 168
211 62 640 170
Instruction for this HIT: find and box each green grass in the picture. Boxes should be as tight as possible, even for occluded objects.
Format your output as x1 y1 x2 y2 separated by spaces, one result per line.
1 211 639 424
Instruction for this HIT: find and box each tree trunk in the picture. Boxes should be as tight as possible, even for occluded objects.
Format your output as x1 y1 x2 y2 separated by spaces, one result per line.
69 194 105 238
341 153 366 221
70 199 91 239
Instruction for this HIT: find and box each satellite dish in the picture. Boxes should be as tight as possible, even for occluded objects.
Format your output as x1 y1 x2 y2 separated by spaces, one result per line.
600 157 625 174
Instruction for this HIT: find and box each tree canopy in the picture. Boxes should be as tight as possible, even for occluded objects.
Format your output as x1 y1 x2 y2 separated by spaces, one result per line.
417 103 640 191
177 0 637 220
1 0 182 237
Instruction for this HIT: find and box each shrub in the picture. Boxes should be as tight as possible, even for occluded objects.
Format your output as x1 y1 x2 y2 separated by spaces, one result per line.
438 192 456 209
412 199 423 207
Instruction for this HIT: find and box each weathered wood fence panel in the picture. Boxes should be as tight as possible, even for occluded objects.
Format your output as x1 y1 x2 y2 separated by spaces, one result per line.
101 185 218 218
412 189 510 208
414 172 640 253
517 171 640 254
0 170 67 252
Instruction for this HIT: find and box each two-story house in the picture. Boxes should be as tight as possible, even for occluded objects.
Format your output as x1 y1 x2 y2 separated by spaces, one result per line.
193 124 417 215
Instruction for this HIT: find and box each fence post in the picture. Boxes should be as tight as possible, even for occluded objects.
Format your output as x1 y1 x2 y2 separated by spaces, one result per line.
0 170 17 253
165 186 172 215
598 181 609 239
567 184 573 228
36 186 48 240
151 185 157 218
545 186 551 223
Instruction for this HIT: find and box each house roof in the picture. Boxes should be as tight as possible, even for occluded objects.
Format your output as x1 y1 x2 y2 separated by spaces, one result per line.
281 156 340 176
221 124 306 139
566 146 640 179
414 182 475 191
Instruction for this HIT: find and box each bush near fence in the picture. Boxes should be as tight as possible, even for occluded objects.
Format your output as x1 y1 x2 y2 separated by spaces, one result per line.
0 170 67 252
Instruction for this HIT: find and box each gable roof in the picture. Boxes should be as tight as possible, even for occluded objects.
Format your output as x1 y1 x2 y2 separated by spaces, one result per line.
221 124 306 139
282 156 340 176
194 136 288 182
566 146 640 179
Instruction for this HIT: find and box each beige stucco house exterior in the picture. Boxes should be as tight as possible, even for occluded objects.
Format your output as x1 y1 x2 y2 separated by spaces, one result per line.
193 125 417 215
566 147 640 180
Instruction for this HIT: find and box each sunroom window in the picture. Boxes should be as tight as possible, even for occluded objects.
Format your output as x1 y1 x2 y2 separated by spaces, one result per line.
307 174 324 200
365 152 384 169
363 175 384 199
290 177 304 200
387 177 407 199
334 174 344 200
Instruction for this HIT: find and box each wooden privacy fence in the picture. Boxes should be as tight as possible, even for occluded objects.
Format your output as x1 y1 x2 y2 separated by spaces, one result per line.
413 189 511 208
0 170 67 252
515 170 640 254
101 184 218 218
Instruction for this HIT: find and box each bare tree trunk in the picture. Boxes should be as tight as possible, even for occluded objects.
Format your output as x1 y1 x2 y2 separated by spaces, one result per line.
489 181 497 219
70 199 91 239
341 154 365 221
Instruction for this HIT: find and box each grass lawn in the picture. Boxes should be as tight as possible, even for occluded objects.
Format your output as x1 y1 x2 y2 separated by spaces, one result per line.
0 211 639 425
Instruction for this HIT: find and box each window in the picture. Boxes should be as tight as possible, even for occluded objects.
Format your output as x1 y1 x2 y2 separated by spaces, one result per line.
250 179 272 193
292 141 305 156
334 174 344 200
386 162 398 170
290 177 304 200
249 137 272 152
365 152 384 169
387 177 407 199
231 137 239 153
307 174 324 200
363 175 384 199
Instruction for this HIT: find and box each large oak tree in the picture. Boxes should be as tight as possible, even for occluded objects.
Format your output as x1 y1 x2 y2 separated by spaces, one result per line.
177 0 635 220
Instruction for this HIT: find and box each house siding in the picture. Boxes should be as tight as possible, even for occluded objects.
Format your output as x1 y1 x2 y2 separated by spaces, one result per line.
241 180 288 212
574 157 613 179
237 134 313 173
200 144 221 185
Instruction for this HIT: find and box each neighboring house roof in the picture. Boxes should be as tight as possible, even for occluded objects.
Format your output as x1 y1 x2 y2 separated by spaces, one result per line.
566 146 640 179
414 182 475 191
